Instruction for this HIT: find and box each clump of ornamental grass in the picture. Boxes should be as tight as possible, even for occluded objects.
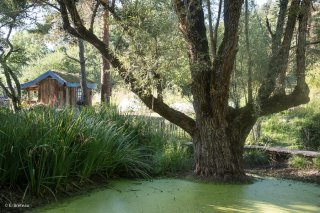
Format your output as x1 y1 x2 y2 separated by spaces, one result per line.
313 156 320 170
152 141 192 175
0 107 151 197
288 156 311 169
243 150 270 167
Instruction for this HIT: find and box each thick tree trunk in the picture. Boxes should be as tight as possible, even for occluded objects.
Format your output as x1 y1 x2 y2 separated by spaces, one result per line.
193 116 251 180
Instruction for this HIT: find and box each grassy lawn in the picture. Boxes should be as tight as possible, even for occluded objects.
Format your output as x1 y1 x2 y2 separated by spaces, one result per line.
247 101 320 150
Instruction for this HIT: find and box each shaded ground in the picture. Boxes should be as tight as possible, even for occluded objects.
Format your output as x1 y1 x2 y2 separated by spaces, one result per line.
246 164 320 184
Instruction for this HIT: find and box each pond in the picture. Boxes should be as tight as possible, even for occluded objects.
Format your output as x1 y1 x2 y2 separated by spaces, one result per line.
31 177 320 213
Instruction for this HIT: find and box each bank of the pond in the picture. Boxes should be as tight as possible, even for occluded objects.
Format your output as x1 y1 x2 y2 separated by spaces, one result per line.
0 177 110 213
2 168 319 212
247 166 320 184
1 108 319 212
29 177 320 213
0 107 192 212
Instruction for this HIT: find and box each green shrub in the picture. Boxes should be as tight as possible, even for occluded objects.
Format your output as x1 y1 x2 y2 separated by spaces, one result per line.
243 150 269 167
152 142 192 175
299 113 320 151
288 156 311 168
313 156 320 170
254 106 317 148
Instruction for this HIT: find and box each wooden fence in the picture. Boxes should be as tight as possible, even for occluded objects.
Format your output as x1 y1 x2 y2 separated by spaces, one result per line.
125 114 189 139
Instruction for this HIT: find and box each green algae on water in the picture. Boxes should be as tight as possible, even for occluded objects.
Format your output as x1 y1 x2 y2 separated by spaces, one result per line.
31 177 320 213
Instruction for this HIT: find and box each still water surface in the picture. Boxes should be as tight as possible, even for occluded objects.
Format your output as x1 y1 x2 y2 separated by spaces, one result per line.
32 177 320 213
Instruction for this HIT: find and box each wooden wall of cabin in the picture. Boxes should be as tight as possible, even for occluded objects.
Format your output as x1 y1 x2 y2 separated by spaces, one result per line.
70 88 76 106
38 78 64 107
88 90 92 106
38 78 93 107
65 87 93 106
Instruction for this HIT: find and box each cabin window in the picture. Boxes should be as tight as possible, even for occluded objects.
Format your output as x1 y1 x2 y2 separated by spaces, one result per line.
76 87 82 102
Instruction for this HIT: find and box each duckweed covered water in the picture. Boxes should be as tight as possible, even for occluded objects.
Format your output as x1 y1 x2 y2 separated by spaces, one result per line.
33 177 320 213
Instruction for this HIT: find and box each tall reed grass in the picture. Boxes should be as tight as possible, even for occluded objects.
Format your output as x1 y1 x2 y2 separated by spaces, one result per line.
0 107 153 197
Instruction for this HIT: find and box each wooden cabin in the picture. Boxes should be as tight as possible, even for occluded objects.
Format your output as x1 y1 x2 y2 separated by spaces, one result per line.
21 70 97 107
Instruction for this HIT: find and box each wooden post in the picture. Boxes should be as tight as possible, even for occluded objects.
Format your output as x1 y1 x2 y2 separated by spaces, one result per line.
27 89 31 105
66 87 70 106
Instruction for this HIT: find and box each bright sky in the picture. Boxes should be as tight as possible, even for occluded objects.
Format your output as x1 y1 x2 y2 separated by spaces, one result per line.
256 0 269 6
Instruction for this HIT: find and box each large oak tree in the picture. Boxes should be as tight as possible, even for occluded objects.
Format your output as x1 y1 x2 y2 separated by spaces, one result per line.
53 0 311 181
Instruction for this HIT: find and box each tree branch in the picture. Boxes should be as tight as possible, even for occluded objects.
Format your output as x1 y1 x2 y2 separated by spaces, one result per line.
259 86 309 116
65 54 81 63
111 0 116 10
172 0 187 38
212 0 222 58
99 0 147 38
99 0 121 20
210 0 243 118
0 22 9 29
238 85 309 134
63 47 81 63
37 0 61 12
257 0 300 101
89 1 100 33
214 0 243 84
290 40 320 49
0 80 13 99
206 0 215 59
307 40 320 45
57 0 196 135
3 23 14 61
0 23 21 98
56 0 82 38
296 0 311 88
266 17 274 38
173 0 213 120
245 0 253 104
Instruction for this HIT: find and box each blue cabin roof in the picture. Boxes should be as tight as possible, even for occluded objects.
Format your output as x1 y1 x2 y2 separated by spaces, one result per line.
21 70 97 90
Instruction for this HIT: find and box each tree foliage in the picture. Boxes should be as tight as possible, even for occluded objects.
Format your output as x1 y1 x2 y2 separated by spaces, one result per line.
4 0 314 180
46 0 314 180
0 0 33 112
